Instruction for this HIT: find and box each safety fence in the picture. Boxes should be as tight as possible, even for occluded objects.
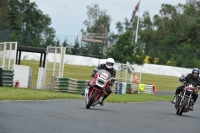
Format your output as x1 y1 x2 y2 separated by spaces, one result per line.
0 68 14 87
115 82 156 94
115 82 139 94
53 77 121 94
53 77 156 95
53 77 89 94
138 84 156 94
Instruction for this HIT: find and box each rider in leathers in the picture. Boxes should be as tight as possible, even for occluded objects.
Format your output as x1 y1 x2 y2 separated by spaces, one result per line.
171 68 200 111
82 58 116 106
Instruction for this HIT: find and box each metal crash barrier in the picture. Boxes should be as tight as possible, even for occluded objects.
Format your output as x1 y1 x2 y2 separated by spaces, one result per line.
115 82 156 95
53 77 118 94
138 84 156 94
53 77 89 94
0 68 14 87
53 77 156 95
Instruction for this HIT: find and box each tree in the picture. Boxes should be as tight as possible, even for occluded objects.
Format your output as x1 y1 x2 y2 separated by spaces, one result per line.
83 4 112 33
108 32 118 46
55 37 60 46
62 38 71 54
139 11 155 56
116 21 123 34
106 30 145 65
123 17 131 31
0 0 9 31
82 4 112 57
71 37 80 55
19 0 55 46
41 27 56 47
62 39 68 47
134 2 200 68
1 0 56 47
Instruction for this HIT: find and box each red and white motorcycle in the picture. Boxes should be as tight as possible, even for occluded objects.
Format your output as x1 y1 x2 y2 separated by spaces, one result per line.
83 69 115 109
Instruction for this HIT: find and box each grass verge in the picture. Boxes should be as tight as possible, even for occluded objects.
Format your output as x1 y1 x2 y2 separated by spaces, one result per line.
20 60 180 91
0 87 173 102
4 60 180 102
107 94 172 103
0 87 82 101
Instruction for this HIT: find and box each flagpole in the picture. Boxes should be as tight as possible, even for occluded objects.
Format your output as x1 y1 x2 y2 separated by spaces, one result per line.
135 15 140 43
135 0 141 43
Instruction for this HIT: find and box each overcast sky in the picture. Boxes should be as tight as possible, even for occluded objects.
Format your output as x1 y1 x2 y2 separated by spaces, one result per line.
30 0 187 44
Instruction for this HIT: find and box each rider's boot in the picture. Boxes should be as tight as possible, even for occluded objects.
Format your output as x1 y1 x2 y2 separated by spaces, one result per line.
81 91 85 96
99 93 110 106
170 95 177 104
97 93 103 106
190 102 195 111
99 96 105 106
99 101 104 106
99 88 112 106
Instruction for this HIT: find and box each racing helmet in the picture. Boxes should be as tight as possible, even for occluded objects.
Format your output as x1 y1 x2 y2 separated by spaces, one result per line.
106 58 115 69
192 68 199 78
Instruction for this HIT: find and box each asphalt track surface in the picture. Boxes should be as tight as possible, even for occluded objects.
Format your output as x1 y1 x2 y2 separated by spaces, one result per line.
0 98 199 133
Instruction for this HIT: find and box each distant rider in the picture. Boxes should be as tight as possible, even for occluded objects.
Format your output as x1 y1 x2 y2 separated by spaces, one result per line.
82 58 116 106
171 68 200 111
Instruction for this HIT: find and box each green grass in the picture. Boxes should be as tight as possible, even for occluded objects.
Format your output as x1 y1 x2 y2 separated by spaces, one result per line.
140 73 179 91
0 87 82 101
106 94 172 103
20 60 95 86
0 87 172 102
20 60 180 91
1 58 176 102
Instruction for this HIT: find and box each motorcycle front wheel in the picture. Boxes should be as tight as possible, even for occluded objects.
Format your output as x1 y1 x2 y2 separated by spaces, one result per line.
177 98 188 115
86 90 98 109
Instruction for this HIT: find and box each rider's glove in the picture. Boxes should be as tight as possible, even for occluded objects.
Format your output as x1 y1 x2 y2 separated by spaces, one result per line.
110 82 114 86
197 86 200 91
183 81 187 86
109 78 116 87
179 77 185 82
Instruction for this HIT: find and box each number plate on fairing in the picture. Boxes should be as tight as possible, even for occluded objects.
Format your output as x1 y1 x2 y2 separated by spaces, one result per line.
100 73 108 79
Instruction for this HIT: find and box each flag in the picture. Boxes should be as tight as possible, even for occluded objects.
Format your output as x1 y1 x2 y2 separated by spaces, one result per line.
130 1 140 23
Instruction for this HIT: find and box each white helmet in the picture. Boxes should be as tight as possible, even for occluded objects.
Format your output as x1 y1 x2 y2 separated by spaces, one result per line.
106 58 115 69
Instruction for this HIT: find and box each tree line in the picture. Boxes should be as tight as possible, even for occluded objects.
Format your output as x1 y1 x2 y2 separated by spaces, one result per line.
138 0 200 68
0 0 200 68
0 0 74 54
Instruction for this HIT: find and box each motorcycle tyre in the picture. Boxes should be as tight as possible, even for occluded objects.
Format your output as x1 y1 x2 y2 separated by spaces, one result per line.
176 108 181 115
86 90 98 109
176 99 180 115
177 98 187 115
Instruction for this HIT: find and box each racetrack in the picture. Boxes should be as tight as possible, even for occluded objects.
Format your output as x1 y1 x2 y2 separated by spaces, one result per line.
0 98 199 133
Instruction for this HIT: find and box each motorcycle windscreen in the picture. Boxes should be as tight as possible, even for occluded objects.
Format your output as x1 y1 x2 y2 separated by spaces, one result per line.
97 69 112 80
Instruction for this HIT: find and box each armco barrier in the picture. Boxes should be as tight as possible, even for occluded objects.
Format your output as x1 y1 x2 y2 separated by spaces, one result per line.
116 82 122 94
0 68 14 87
53 77 156 95
116 82 139 94
127 83 139 94
54 77 69 92
54 77 117 94
115 82 156 95
111 82 116 93
138 84 155 94
54 77 89 94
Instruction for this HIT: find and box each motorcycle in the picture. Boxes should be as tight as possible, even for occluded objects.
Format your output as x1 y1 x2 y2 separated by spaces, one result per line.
83 68 115 109
174 82 199 115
